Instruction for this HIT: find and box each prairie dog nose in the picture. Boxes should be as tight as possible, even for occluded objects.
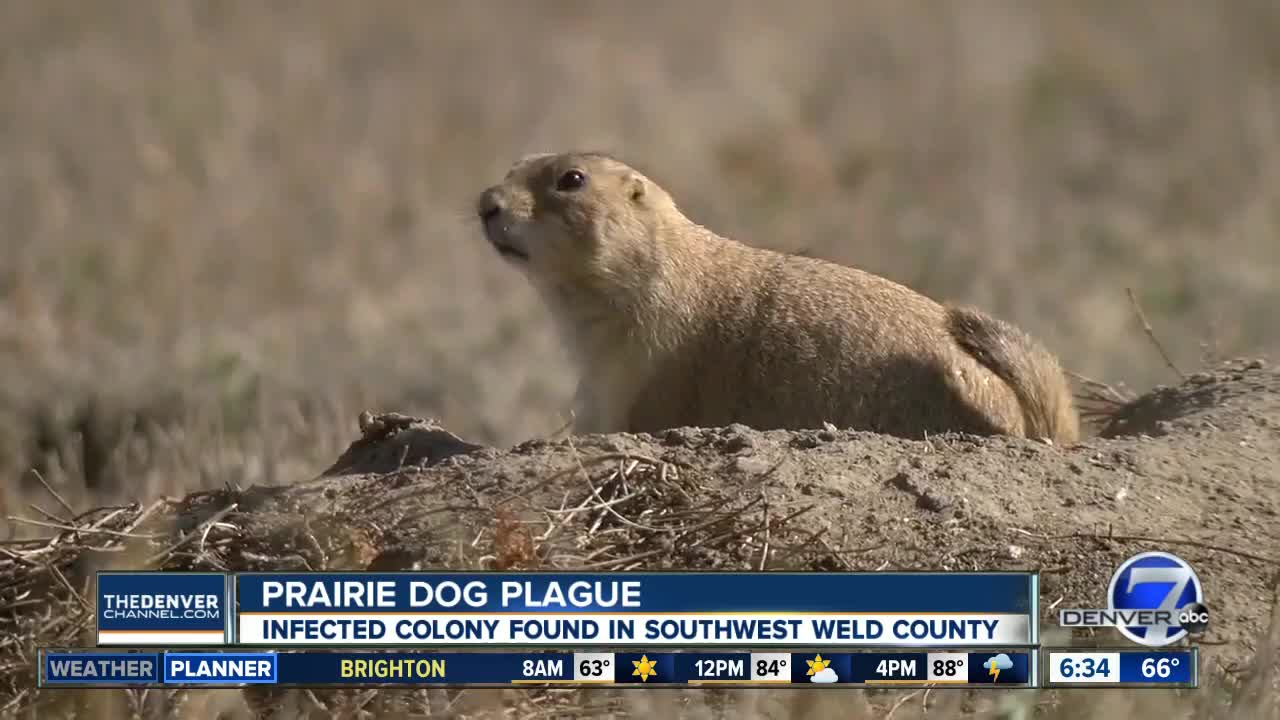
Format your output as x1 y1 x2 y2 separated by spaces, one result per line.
477 187 505 221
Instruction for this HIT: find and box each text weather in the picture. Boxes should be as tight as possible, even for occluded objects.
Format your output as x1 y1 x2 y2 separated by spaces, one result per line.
44 653 160 685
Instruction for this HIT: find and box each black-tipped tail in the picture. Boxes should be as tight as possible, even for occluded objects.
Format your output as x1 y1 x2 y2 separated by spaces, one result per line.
947 306 1080 444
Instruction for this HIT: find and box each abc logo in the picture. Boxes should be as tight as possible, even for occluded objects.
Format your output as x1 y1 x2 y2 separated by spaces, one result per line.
1108 551 1206 647
1178 602 1211 634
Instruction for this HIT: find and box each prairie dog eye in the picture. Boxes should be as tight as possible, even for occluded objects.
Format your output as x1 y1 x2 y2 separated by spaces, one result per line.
555 169 588 192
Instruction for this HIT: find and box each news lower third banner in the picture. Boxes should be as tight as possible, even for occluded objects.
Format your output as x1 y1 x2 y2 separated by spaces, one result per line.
235 572 1036 647
93 571 1036 647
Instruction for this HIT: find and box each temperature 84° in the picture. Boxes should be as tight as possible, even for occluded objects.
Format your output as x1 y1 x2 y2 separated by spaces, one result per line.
751 653 790 682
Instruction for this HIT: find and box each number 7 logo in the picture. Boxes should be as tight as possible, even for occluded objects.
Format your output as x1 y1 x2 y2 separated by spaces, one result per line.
1108 552 1203 647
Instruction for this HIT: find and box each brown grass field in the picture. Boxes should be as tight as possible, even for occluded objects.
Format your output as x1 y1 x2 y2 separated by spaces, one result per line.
1 1 1278 718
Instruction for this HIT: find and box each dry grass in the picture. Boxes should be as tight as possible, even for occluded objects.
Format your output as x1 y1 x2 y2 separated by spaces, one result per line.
3 0 1280 503
1 1 1278 717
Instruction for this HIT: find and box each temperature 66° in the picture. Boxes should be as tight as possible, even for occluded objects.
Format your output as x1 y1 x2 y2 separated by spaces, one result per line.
1141 657 1179 679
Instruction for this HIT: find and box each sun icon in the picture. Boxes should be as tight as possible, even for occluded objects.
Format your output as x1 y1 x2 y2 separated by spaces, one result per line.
632 655 659 682
806 654 831 676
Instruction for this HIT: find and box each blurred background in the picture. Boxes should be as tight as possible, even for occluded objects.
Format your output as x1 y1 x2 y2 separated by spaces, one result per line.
2 0 1278 514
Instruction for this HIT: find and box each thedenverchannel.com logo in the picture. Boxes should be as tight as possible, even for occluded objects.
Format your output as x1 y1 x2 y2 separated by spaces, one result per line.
1059 551 1210 647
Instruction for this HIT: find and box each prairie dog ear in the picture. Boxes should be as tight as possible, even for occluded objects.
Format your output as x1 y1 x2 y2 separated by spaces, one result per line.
625 172 647 203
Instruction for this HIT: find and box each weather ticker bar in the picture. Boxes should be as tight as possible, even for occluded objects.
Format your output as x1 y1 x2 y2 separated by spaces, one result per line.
40 649 1035 688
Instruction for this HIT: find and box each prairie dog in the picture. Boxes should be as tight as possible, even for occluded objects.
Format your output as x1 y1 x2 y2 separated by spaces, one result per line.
476 152 1079 444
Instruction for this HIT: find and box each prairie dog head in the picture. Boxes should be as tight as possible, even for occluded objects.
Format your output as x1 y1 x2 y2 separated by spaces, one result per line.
475 152 679 295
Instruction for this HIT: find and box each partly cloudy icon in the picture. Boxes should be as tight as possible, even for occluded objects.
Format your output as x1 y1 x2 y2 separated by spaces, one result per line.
810 667 838 684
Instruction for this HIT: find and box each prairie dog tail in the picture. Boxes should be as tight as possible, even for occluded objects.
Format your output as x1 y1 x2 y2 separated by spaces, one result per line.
946 306 1080 444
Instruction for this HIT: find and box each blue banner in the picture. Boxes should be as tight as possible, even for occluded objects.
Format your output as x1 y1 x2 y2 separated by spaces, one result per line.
1118 651 1195 684
97 572 229 645
165 653 278 684
38 649 1036 687
235 572 1034 613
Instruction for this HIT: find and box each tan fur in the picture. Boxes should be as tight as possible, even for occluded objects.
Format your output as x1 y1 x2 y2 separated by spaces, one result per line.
476 152 1080 444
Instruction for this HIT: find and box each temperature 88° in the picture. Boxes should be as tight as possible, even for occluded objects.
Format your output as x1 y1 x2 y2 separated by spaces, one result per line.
926 652 969 682
933 659 962 677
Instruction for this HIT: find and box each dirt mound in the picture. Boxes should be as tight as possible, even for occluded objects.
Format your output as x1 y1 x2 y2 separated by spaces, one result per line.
1100 358 1276 437
2 361 1277 719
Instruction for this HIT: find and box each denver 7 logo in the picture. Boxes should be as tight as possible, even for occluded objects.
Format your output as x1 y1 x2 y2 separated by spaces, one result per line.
1108 552 1204 647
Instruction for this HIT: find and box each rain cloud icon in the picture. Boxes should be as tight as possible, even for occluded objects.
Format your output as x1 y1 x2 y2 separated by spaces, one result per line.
983 653 1014 682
